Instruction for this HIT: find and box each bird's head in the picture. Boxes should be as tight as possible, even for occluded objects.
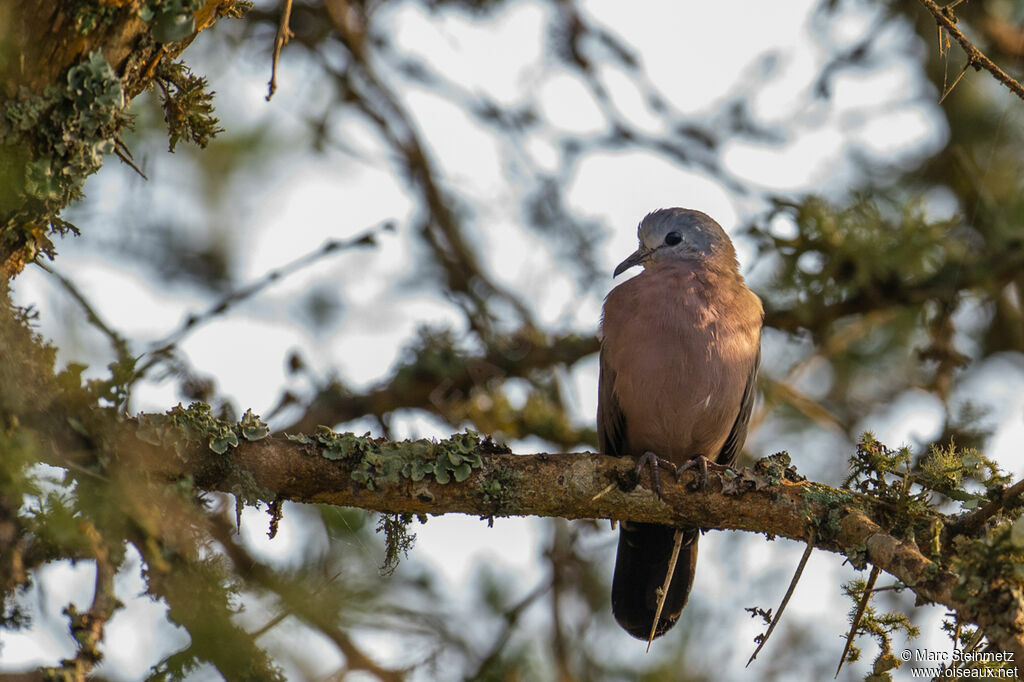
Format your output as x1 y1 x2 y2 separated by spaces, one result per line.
613 208 738 277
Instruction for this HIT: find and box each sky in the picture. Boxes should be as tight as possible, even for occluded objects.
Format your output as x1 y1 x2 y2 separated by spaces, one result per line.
5 1 1020 680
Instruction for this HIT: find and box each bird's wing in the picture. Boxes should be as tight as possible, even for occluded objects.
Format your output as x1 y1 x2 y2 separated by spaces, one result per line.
597 346 627 457
716 346 761 466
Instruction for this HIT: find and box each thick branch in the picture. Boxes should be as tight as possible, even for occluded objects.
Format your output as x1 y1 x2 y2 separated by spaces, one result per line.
132 433 1024 666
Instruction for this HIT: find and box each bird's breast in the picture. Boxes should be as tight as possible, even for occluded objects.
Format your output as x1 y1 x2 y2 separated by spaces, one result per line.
600 265 761 463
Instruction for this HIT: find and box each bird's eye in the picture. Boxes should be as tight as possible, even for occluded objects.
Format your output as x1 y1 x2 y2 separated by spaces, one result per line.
664 231 682 246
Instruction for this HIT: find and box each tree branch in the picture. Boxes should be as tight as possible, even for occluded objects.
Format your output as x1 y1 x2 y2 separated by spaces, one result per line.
918 0 1024 102
43 522 121 680
207 512 405 682
266 0 294 101
120 431 1024 667
280 329 599 437
951 477 1024 537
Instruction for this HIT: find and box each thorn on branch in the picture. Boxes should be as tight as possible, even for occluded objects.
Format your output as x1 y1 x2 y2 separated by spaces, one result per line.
939 60 972 104
836 565 880 678
590 481 617 502
114 138 147 180
747 531 815 667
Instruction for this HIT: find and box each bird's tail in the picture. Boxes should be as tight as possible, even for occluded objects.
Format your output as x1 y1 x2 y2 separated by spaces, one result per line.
611 522 698 640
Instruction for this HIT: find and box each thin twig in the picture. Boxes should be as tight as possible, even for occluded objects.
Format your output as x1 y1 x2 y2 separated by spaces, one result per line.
142 46 168 81
918 0 1024 102
468 580 552 680
951 615 962 659
35 261 131 363
952 477 1024 537
546 520 574 680
747 531 816 667
646 528 684 651
266 0 295 101
836 565 881 678
321 8 537 338
137 222 393 377
964 626 985 652
249 571 343 639
950 627 988 674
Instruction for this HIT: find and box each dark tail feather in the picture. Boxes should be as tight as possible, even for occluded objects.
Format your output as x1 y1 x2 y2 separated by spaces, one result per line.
611 522 698 640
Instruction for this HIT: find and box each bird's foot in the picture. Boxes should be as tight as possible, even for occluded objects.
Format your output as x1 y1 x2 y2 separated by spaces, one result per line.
633 451 678 498
675 455 730 491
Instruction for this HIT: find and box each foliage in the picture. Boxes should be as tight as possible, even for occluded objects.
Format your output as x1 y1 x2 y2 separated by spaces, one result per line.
154 59 223 152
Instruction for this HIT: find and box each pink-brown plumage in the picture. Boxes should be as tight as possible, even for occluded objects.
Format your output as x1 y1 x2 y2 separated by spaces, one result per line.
599 208 763 640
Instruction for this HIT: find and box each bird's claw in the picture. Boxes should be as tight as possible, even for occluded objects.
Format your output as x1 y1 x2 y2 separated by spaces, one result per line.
675 454 730 491
634 451 677 498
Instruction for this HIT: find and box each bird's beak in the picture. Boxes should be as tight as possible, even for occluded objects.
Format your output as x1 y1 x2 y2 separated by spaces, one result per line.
613 246 653 277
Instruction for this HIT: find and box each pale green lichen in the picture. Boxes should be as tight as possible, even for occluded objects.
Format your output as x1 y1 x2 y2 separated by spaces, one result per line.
138 0 203 43
69 2 121 34
845 542 868 571
1 5 245 270
66 51 125 132
136 403 268 457
224 466 275 528
800 485 854 542
135 404 272 526
474 466 522 518
752 451 800 486
238 408 269 441
1 50 127 262
721 451 804 497
309 428 490 491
